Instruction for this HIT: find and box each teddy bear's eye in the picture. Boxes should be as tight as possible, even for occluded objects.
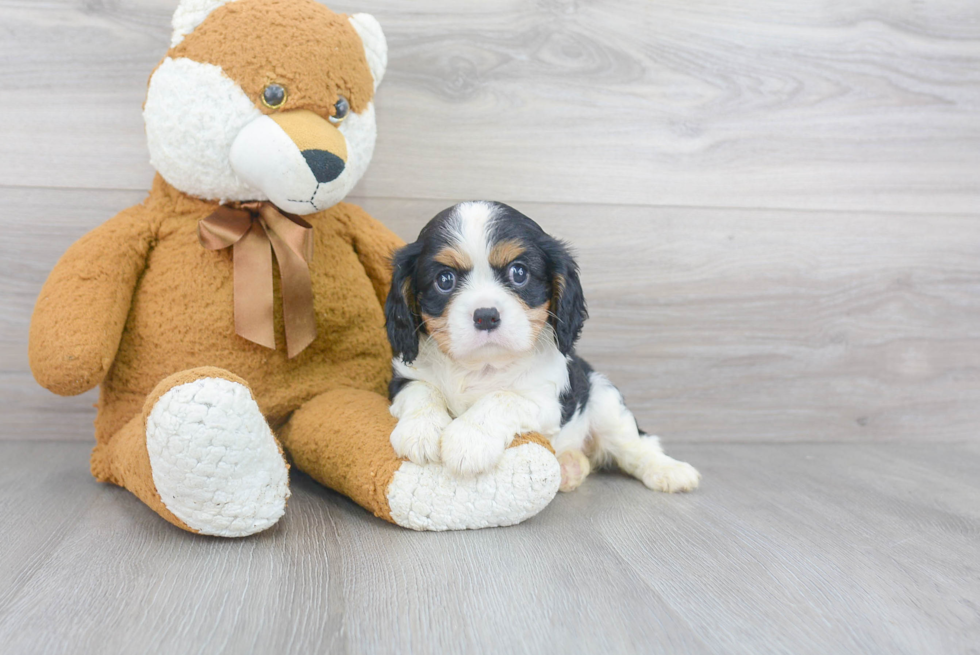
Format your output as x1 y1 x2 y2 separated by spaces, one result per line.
329 96 350 125
261 84 287 109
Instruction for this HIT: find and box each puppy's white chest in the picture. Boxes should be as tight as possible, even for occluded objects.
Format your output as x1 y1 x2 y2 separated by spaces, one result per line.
440 366 509 416
394 336 570 438
444 371 564 438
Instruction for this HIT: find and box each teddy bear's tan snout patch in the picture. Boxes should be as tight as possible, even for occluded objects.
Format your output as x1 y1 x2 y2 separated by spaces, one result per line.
271 110 348 183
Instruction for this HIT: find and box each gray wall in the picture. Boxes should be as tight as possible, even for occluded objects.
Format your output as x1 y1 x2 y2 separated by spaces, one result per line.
2 0 978 442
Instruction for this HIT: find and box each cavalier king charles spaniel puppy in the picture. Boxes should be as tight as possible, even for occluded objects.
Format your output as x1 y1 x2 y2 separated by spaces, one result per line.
384 201 700 493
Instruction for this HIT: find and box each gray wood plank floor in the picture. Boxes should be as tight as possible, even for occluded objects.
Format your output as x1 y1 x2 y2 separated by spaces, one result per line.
1 440 978 655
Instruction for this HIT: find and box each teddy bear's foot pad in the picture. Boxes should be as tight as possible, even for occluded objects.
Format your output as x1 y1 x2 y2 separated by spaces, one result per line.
146 377 290 537
386 441 561 531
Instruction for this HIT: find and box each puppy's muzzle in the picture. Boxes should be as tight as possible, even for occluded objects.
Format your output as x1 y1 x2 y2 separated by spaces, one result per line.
473 307 501 332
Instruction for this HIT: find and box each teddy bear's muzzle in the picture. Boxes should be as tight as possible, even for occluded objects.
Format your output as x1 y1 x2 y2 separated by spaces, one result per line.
229 109 351 215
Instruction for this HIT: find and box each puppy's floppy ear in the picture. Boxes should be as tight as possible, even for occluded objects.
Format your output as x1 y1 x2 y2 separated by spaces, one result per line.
543 237 588 355
385 241 424 364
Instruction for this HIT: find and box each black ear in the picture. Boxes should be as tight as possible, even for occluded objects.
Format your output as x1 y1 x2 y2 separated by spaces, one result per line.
544 237 588 355
385 241 424 364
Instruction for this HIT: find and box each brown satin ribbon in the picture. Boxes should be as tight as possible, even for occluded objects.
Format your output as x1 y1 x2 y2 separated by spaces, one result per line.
198 202 317 359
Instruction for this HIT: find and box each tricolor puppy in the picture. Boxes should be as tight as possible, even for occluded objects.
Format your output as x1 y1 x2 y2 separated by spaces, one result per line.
385 202 700 493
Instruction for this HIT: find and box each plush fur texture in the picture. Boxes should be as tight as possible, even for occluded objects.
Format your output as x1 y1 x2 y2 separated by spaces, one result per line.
171 0 239 47
146 375 290 536
146 0 381 212
387 434 560 531
386 202 701 492
28 0 560 535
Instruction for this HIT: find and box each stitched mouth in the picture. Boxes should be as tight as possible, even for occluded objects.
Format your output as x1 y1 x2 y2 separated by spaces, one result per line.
288 183 322 210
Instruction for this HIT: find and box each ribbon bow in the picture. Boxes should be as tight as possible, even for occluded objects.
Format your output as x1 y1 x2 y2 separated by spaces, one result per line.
198 202 317 358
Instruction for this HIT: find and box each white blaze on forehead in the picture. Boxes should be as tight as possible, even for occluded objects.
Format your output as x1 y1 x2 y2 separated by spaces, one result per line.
445 201 498 280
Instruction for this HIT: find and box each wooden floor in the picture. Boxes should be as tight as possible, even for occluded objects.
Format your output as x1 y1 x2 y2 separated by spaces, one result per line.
1 0 979 653
1 440 978 654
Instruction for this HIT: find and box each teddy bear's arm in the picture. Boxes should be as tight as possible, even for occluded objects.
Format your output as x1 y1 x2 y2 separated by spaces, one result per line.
29 205 155 396
336 203 406 309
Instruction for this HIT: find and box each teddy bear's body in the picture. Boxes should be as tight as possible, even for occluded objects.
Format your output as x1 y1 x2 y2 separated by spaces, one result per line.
83 180 394 444
31 172 407 531
29 0 562 535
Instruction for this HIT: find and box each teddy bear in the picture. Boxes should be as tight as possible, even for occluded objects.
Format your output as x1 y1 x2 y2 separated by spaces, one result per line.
28 0 561 536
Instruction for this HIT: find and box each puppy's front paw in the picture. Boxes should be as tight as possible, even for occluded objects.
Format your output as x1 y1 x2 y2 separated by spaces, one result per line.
390 412 451 465
440 418 507 477
641 458 701 493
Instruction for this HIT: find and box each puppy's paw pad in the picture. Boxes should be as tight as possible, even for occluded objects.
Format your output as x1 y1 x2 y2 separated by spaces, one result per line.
642 460 701 493
557 449 591 492
440 419 505 477
390 413 449 465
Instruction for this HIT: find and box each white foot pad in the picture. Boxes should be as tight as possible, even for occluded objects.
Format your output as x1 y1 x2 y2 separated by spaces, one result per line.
146 377 290 537
386 442 561 531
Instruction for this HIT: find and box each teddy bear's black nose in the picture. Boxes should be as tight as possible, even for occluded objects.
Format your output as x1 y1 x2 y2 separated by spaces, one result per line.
302 149 346 184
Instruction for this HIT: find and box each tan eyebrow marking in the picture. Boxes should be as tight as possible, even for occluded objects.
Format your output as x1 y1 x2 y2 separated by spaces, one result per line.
488 239 526 268
434 246 472 270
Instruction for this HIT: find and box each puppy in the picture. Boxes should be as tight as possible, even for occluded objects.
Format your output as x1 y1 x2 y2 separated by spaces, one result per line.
384 201 700 493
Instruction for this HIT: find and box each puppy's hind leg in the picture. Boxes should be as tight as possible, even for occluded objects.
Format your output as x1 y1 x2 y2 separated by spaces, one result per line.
587 375 700 493
552 410 592 492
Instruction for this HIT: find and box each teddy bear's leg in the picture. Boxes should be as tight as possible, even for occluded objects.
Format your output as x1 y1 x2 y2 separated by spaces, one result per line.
93 367 290 536
278 387 562 531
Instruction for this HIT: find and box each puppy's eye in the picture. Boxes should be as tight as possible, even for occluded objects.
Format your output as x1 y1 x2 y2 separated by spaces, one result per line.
261 84 287 109
329 96 350 125
508 263 529 287
435 270 456 293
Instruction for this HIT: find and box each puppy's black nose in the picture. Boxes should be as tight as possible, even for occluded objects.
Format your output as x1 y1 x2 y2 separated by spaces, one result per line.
473 307 501 332
302 149 346 184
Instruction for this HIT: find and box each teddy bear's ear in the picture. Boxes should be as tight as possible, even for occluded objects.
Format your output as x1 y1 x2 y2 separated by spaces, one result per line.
349 13 388 91
171 0 238 48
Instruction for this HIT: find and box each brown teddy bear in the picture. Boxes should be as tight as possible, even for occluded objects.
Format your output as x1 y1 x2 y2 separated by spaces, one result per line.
28 0 560 536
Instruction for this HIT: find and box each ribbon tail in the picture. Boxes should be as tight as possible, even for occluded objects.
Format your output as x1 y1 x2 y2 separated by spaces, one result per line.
233 221 276 350
265 223 317 358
